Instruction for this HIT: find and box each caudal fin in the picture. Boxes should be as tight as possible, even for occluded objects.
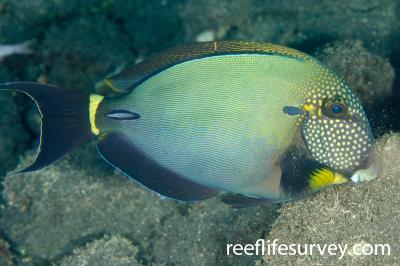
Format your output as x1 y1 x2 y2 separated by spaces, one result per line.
0 82 99 172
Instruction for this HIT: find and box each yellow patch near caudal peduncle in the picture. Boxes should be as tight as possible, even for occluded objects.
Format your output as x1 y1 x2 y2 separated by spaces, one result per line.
89 94 104 135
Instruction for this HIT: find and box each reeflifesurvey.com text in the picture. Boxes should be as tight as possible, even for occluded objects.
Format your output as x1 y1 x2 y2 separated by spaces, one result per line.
226 239 391 260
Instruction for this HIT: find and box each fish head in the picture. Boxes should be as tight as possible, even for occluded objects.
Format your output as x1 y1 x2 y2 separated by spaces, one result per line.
300 75 374 177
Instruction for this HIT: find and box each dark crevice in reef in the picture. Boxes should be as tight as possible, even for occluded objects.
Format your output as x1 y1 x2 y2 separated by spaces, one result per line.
15 95 40 145
289 33 336 55
367 37 400 137
387 37 400 132
365 96 399 138
52 231 107 262
0 229 51 266
0 228 22 266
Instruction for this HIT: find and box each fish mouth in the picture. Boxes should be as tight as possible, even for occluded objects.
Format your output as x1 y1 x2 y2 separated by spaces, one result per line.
350 159 379 182
350 141 380 183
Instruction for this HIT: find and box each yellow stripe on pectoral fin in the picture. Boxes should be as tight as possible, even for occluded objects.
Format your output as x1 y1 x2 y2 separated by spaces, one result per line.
280 146 349 197
309 168 348 191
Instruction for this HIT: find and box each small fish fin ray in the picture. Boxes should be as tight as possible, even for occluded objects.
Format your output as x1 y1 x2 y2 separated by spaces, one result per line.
105 41 309 95
0 82 94 173
221 193 277 208
96 131 219 201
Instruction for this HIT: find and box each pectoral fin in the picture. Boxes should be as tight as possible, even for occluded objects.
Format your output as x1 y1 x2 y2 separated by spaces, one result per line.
282 106 305 116
279 146 349 196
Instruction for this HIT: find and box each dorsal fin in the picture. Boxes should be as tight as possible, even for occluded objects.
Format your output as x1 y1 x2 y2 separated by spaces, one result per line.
105 41 310 95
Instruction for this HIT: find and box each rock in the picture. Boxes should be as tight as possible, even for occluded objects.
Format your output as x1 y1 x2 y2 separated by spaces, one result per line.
316 40 395 104
180 0 400 53
263 134 400 265
179 1 249 42
195 30 216 42
1 143 278 265
0 237 14 266
40 15 133 93
110 0 184 54
1 143 172 260
60 235 142 266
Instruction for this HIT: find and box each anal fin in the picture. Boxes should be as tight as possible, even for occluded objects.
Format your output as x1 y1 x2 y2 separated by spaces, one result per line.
97 131 219 201
221 194 278 208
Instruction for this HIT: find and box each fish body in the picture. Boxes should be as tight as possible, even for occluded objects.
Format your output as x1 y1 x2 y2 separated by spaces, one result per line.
0 41 375 206
0 41 33 61
99 54 314 198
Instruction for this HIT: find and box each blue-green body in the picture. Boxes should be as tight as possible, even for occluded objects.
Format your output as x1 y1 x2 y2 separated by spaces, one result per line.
101 54 312 197
0 41 374 205
96 42 373 200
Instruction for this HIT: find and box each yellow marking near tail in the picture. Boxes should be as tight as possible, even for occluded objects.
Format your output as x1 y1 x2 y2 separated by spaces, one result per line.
89 94 104 135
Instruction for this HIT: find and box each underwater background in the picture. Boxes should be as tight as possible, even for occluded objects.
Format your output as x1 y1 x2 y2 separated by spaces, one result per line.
0 0 399 265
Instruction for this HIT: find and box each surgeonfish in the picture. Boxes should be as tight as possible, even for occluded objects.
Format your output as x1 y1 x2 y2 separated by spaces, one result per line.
0 41 377 207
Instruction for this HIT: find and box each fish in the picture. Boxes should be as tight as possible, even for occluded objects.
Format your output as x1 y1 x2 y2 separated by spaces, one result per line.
0 41 376 207
0 40 33 61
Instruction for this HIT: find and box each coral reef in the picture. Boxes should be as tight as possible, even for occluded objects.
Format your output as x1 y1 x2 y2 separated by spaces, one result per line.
316 40 395 105
60 235 142 266
0 0 399 265
264 134 400 265
0 237 14 266
1 144 277 265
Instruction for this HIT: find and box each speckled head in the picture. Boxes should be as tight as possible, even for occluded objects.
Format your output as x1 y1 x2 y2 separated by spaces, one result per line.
300 61 374 175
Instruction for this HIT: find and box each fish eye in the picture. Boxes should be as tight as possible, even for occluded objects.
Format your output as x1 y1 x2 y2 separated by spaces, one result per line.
331 104 342 114
323 96 347 118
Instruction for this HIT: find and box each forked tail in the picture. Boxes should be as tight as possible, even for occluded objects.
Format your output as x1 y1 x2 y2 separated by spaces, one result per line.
0 82 103 172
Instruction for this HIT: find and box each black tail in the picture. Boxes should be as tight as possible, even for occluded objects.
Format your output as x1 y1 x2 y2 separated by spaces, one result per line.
0 82 96 172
